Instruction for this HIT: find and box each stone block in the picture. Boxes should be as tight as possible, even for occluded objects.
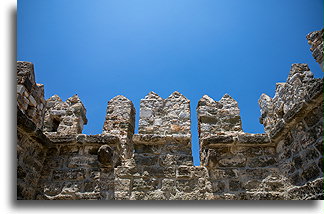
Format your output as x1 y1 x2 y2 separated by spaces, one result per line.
209 169 239 180
218 154 246 167
115 178 131 192
130 191 146 200
247 156 276 168
318 157 323 173
243 180 261 191
17 84 25 95
176 179 197 192
28 95 37 107
138 91 191 135
176 166 192 179
67 156 97 168
132 178 158 191
161 179 176 192
145 190 167 200
134 154 159 166
301 164 321 181
211 180 226 193
98 145 113 166
52 169 85 181
229 179 241 192
134 144 162 154
114 191 130 200
234 146 275 157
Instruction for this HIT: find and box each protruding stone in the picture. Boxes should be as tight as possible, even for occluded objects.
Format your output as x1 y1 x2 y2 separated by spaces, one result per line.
258 93 275 133
98 145 113 166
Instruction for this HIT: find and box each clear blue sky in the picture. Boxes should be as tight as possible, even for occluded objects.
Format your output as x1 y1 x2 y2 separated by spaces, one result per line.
17 0 323 165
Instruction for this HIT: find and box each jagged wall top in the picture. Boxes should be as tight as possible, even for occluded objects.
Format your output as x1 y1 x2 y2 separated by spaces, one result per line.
102 95 135 137
17 61 46 129
197 94 242 139
306 29 323 71
43 94 87 134
138 91 191 136
258 63 323 137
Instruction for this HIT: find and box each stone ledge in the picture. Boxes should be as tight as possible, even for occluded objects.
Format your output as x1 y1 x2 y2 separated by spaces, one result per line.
17 107 52 147
133 134 191 145
44 133 119 145
269 89 323 142
201 132 272 148
77 134 119 144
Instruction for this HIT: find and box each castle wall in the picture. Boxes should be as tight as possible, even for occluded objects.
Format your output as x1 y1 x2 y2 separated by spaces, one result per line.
200 133 280 200
43 94 88 135
17 104 49 199
277 104 323 200
38 134 120 200
17 61 46 129
114 134 212 200
306 29 324 71
17 61 48 199
16 29 324 200
197 94 242 140
102 95 135 161
139 91 191 136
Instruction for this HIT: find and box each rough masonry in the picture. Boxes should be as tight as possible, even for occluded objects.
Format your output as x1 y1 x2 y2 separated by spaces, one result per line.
17 29 323 200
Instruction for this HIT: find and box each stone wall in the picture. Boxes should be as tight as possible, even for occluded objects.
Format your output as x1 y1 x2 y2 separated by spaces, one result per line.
197 94 242 139
102 95 135 161
114 135 212 200
38 134 120 200
17 107 50 199
43 94 88 135
306 29 323 71
16 29 323 200
17 61 46 129
201 133 282 200
17 61 48 199
139 91 191 136
258 63 321 135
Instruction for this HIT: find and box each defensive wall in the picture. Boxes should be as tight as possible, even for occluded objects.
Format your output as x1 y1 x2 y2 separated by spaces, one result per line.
17 29 323 200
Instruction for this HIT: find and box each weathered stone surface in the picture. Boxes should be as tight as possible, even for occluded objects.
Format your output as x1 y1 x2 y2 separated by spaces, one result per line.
43 94 87 135
306 29 324 71
102 95 135 161
139 91 191 136
17 29 324 200
17 61 46 129
98 145 113 166
197 94 242 140
258 63 322 138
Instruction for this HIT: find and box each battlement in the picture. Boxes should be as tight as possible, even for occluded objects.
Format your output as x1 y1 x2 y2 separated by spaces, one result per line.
258 63 323 138
139 91 191 136
44 94 88 135
17 61 46 129
16 29 324 200
306 29 324 71
197 94 242 140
